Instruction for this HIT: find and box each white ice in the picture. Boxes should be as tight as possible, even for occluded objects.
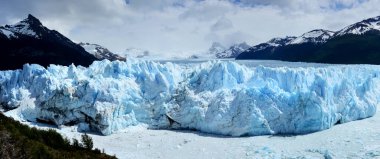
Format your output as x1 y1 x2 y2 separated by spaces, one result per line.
15 104 380 159
1 59 379 137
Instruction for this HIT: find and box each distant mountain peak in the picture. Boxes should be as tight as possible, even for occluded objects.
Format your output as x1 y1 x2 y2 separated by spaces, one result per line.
2 14 45 38
304 29 335 37
216 42 251 58
362 15 380 23
79 42 126 61
336 16 380 36
236 15 380 64
0 14 97 70
188 42 250 59
243 36 295 54
268 36 297 46
25 14 43 26
289 29 335 44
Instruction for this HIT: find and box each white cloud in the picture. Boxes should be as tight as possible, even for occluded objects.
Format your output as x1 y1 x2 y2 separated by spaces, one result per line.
179 1 234 21
0 0 380 57
211 17 234 31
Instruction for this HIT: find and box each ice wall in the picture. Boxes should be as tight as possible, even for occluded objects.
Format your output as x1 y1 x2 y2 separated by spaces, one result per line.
0 60 379 136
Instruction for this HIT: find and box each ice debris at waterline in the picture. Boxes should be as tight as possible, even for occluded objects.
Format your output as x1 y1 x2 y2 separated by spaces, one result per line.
0 60 379 136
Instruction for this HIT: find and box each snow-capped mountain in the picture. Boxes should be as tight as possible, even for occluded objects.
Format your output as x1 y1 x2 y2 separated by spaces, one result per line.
79 42 125 61
243 30 334 55
267 36 297 46
0 14 97 70
216 42 250 58
0 27 16 39
244 36 296 53
0 14 42 38
289 29 335 44
335 16 380 36
237 15 380 64
190 42 250 59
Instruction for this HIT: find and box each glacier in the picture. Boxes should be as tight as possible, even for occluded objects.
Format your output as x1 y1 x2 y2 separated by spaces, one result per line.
0 59 379 136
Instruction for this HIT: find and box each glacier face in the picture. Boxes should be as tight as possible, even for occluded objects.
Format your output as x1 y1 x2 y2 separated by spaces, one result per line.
0 60 379 136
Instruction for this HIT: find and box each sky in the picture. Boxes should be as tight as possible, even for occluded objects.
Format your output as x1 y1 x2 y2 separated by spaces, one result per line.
1 0 380 57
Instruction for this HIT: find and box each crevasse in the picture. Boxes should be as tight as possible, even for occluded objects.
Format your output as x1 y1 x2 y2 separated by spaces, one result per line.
0 59 379 136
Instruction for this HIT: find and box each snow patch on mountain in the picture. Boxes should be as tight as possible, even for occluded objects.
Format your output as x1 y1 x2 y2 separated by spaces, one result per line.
79 43 125 61
1 60 379 136
191 42 250 59
336 16 380 36
267 37 297 46
241 30 335 56
0 14 49 39
216 42 250 58
244 36 296 53
0 28 17 39
80 43 98 54
289 29 335 44
8 21 38 37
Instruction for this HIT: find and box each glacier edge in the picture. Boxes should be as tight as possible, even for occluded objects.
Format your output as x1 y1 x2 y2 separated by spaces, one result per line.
0 59 379 136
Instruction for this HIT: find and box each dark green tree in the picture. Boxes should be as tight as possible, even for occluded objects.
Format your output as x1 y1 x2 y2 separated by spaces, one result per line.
81 133 93 150
72 138 82 148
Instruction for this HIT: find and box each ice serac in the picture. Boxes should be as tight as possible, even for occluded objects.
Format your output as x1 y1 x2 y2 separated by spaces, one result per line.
0 60 379 136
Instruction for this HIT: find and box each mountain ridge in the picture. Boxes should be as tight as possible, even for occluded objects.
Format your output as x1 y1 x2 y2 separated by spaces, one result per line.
79 42 126 61
0 14 98 70
236 15 380 64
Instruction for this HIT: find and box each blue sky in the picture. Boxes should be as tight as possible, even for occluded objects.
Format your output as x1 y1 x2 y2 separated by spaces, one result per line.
0 0 380 57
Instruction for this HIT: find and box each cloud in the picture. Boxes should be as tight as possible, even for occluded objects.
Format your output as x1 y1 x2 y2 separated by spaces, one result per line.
233 0 368 11
205 30 252 47
179 1 234 21
211 17 234 31
125 0 186 11
0 0 380 57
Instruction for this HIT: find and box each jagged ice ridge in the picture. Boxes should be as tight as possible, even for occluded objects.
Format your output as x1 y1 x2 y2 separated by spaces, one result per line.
0 60 379 136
